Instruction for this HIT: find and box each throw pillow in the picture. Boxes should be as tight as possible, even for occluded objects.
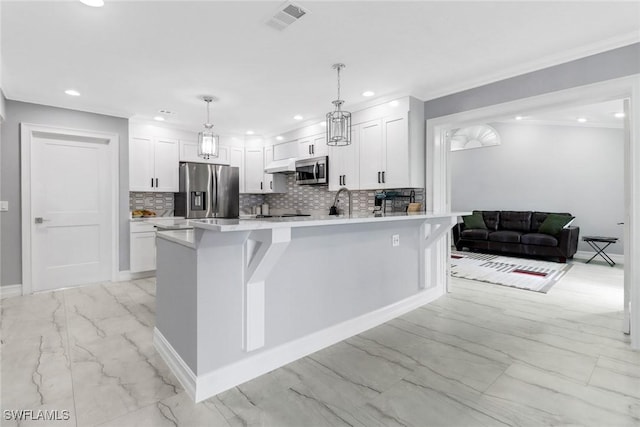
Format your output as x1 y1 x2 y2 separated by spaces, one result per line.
538 213 575 235
463 212 487 229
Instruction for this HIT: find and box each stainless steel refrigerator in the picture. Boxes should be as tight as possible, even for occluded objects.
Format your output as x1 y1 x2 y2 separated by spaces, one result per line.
175 162 239 219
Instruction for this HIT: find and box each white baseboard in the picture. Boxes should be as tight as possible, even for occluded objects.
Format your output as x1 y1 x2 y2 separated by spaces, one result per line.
154 286 443 403
118 270 156 282
0 284 23 299
574 250 624 265
153 328 197 399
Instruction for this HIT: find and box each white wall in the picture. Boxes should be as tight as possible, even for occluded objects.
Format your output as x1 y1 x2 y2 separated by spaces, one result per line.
451 122 625 254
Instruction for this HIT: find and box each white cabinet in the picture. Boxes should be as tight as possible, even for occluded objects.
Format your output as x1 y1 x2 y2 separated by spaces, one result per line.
129 136 179 192
298 134 328 159
178 140 230 165
263 146 287 193
329 127 359 191
358 119 384 189
357 110 420 190
130 222 156 273
273 140 298 161
244 146 287 194
229 146 245 193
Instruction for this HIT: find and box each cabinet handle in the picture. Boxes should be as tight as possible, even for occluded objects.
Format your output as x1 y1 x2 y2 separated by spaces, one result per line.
260 182 263 190
270 181 273 190
308 145 311 155
151 178 154 188
343 175 346 186
339 175 342 186
156 178 159 187
378 171 381 183
311 145 315 155
382 171 385 183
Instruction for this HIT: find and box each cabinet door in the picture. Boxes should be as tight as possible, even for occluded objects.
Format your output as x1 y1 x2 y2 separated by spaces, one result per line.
298 138 313 159
328 128 358 191
130 231 156 272
179 141 230 165
229 147 245 193
311 134 328 157
129 136 154 191
382 115 409 188
244 147 264 193
358 119 384 189
154 138 179 192
274 140 298 160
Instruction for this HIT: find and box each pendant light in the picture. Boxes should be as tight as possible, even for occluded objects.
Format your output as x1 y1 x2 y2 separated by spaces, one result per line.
198 96 219 159
326 63 352 146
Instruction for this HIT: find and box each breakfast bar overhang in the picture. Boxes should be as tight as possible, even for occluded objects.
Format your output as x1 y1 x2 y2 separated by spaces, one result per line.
153 212 465 402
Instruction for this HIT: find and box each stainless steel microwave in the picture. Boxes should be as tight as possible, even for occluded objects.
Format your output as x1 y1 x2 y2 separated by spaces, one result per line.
295 156 328 185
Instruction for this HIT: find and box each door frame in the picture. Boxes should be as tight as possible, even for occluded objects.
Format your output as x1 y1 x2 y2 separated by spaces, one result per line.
426 74 640 350
20 123 120 294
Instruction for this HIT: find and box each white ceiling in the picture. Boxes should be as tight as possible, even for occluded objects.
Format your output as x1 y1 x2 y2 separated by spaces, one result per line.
2 1 639 137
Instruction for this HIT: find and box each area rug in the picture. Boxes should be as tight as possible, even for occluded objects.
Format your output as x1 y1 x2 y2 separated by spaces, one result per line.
450 251 572 293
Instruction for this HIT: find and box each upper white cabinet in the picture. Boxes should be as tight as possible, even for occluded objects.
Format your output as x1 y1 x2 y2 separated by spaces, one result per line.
356 97 424 190
273 140 298 161
178 140 230 165
298 134 328 159
129 136 179 192
229 146 245 193
329 127 359 191
244 146 286 194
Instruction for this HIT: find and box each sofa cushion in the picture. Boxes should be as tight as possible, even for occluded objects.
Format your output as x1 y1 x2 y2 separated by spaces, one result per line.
538 213 575 236
476 210 500 231
461 229 490 240
531 212 572 232
521 233 559 247
463 212 487 229
488 230 523 243
499 211 532 232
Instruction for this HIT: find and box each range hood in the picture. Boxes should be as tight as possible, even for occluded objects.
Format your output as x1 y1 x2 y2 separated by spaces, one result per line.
264 158 296 174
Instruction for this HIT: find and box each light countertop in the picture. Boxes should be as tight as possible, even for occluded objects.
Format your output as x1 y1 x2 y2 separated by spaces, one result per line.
189 212 468 233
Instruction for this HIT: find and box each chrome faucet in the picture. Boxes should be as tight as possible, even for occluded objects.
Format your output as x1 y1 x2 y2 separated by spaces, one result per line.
330 187 352 216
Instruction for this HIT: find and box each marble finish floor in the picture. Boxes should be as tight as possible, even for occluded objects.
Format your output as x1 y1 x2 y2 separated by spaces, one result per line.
2 260 639 426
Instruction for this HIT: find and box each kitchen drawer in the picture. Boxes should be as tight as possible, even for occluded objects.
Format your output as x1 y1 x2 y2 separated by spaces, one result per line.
131 222 157 233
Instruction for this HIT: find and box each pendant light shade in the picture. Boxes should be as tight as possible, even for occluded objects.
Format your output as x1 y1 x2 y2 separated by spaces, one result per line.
326 63 352 146
198 96 219 159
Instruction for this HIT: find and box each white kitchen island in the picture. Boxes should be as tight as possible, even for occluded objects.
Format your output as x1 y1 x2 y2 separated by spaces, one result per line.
153 212 465 402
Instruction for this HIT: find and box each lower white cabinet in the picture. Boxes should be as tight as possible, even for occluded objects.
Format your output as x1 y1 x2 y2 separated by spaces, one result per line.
130 222 156 273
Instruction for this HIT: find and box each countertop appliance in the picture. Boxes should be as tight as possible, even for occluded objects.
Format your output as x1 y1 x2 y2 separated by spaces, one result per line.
295 156 328 185
175 162 239 219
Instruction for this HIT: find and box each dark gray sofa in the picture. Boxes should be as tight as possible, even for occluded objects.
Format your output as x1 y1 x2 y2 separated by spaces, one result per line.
453 210 580 263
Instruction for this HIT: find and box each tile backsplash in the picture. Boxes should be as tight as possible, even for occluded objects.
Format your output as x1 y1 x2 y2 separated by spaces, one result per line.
129 192 174 214
259 174 424 214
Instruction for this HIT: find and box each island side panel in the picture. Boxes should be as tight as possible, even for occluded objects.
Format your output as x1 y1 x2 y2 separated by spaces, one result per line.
155 238 198 372
195 219 427 375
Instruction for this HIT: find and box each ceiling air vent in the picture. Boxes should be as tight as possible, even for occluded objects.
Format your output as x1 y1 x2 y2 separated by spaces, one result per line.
266 2 308 31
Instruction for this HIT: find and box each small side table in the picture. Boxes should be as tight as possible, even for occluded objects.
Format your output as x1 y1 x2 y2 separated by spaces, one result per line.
582 236 618 267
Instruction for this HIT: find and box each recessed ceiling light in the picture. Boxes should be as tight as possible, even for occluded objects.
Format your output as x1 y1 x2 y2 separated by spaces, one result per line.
389 100 399 107
275 136 284 141
293 115 303 120
515 116 524 120
577 117 588 123
246 130 255 135
362 91 375 97
614 112 626 118
80 0 104 7
153 116 165 122
65 89 81 96
320 121 327 127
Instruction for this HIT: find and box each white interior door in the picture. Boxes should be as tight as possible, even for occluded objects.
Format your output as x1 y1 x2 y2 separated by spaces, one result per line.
30 131 112 292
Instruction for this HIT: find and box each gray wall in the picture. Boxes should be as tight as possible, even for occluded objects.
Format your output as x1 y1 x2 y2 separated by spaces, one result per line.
1 100 129 286
451 123 625 254
425 43 640 120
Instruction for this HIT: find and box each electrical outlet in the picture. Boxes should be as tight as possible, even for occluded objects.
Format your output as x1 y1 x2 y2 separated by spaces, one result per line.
392 234 400 247
0 201 8 212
